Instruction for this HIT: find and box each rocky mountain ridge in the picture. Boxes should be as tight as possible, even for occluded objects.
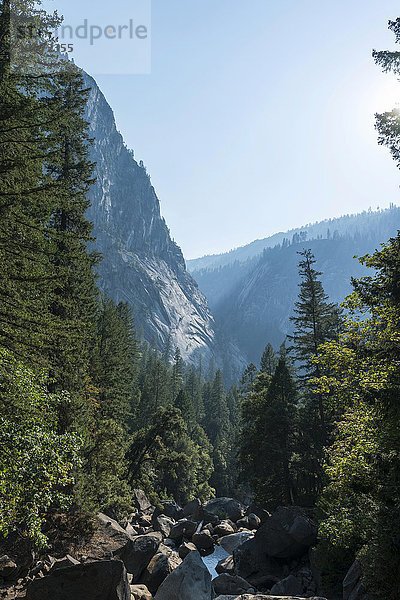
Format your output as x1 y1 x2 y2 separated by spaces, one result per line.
83 73 216 363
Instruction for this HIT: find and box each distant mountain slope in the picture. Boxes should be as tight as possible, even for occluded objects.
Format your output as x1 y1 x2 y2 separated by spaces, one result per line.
83 73 216 362
188 207 399 273
191 207 400 366
190 207 400 311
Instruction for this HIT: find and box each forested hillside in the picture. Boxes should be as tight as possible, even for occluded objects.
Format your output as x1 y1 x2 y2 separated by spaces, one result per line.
192 206 400 366
188 205 400 274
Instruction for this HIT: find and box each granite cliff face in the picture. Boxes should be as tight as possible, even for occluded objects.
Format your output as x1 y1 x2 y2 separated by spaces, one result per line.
84 74 215 362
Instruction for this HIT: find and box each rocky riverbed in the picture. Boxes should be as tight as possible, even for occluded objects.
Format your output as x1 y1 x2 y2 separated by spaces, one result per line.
0 492 364 599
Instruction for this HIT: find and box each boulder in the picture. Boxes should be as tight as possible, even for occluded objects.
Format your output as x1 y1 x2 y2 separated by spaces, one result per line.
161 539 176 550
116 533 162 580
233 537 284 589
192 530 215 551
343 560 368 600
140 546 181 594
247 514 261 530
216 554 235 575
49 555 80 572
26 559 130 600
178 542 197 560
205 498 246 522
203 510 222 526
97 513 134 555
133 490 152 514
220 532 254 554
203 523 215 535
126 523 139 537
213 573 255 595
252 507 317 559
270 574 303 596
246 504 272 524
138 515 153 528
130 584 153 600
214 521 236 538
154 550 213 600
0 555 18 581
168 519 198 543
154 516 175 539
159 501 183 521
236 517 250 530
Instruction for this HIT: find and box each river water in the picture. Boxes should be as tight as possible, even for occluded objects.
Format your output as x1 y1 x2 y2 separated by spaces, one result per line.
202 545 230 579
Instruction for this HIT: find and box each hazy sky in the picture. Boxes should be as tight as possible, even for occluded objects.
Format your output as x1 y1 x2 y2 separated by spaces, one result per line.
50 0 400 258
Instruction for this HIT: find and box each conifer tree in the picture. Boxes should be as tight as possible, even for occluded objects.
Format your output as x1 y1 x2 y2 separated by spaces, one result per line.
138 347 169 426
0 1 61 365
203 369 229 445
290 249 340 381
289 250 341 497
185 364 205 422
239 363 258 394
170 347 184 403
239 354 297 508
260 343 277 375
44 64 98 427
315 233 400 598
175 388 195 426
91 299 138 426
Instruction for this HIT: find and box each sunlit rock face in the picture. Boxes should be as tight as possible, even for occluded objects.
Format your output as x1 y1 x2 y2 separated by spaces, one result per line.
84 72 215 362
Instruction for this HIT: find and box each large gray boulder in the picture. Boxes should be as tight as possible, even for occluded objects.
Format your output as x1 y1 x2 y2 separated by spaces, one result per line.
116 533 162 580
154 550 213 600
234 506 317 588
133 490 153 513
154 515 175 539
159 501 183 521
168 519 198 543
216 554 235 575
205 498 246 523
192 530 215 551
213 573 255 595
257 507 317 559
270 567 318 598
233 538 283 589
140 546 181 594
178 542 197 559
247 514 261 530
26 560 130 600
130 584 153 600
220 532 254 554
183 498 202 519
97 513 134 555
214 521 237 537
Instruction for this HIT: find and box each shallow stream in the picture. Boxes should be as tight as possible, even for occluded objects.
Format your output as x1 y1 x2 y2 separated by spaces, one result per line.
202 545 229 579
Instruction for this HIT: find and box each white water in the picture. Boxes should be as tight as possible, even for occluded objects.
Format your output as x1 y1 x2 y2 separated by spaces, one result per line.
202 545 229 579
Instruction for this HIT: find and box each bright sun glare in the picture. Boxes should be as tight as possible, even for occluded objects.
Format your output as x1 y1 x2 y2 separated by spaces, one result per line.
373 75 400 113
